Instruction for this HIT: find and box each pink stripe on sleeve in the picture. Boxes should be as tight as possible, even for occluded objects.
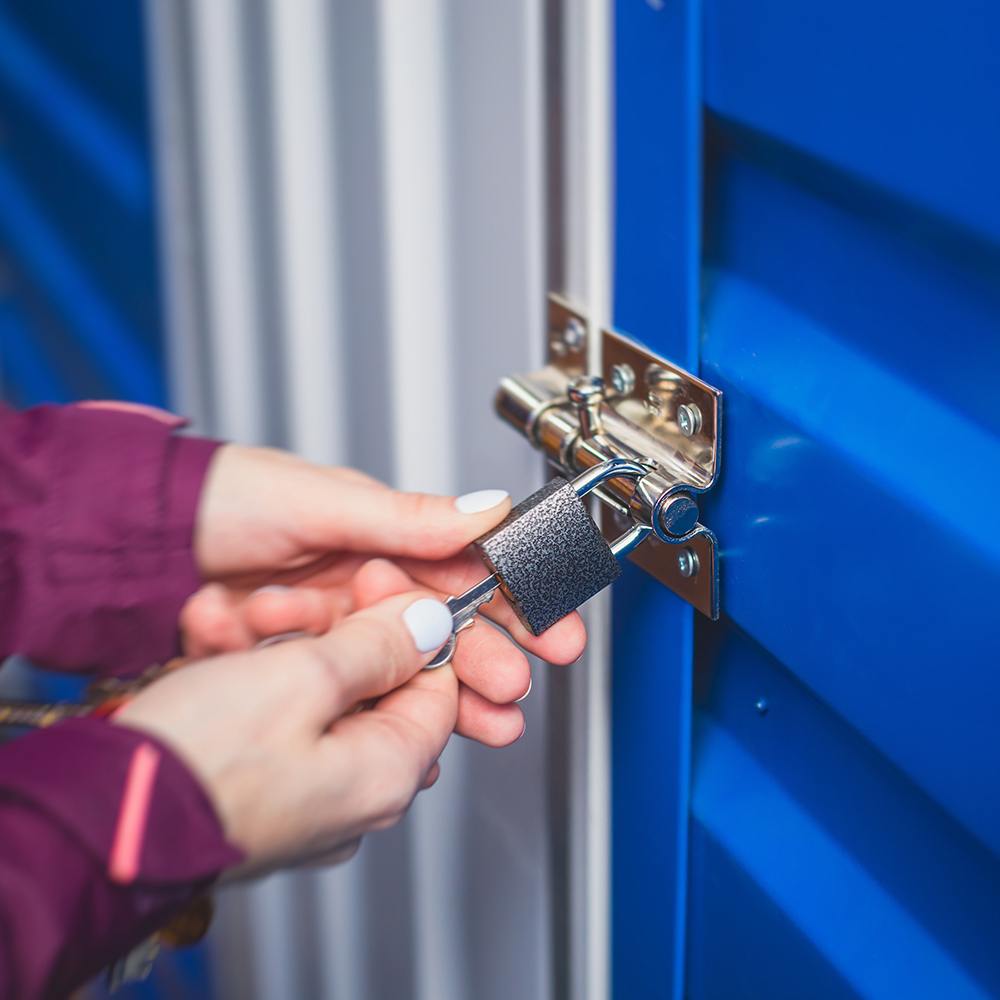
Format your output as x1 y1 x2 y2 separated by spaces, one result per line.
108 742 162 884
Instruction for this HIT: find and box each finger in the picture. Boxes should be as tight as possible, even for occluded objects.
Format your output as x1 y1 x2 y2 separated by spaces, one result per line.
318 665 458 831
307 591 454 716
454 684 525 747
450 619 532 705
351 558 424 609
298 480 512 561
243 586 339 639
298 838 362 869
354 559 533 705
507 608 586 666
421 762 441 789
397 553 588 665
223 835 363 883
180 583 256 657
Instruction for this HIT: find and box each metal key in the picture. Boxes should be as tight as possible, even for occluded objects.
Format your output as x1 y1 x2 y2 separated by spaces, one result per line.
426 572 501 668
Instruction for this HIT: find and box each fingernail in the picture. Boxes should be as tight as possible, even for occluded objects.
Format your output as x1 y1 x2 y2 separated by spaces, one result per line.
254 631 313 649
515 677 533 703
250 585 294 598
454 489 509 514
403 598 454 653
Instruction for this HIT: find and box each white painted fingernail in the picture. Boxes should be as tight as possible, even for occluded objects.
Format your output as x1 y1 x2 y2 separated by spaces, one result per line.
250 585 294 598
454 489 509 514
403 598 454 653
515 677 533 703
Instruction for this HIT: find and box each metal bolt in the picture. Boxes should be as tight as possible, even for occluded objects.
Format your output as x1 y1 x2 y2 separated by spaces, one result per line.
676 403 702 438
677 547 699 578
756 698 769 715
563 317 586 350
609 363 636 397
659 493 699 537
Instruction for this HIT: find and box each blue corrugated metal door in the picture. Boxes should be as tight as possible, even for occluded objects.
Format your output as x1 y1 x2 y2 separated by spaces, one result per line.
612 1 1000 997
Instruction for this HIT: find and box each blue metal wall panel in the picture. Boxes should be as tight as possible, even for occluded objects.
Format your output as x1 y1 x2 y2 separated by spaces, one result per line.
689 622 1000 1000
612 1 700 997
614 0 1000 995
703 0 1000 244
611 566 692 999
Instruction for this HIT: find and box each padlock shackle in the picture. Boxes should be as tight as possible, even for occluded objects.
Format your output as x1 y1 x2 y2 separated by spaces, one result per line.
571 457 656 560
609 521 652 558
571 457 651 498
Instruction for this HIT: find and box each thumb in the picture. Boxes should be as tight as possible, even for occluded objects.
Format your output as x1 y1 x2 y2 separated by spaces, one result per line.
308 591 454 716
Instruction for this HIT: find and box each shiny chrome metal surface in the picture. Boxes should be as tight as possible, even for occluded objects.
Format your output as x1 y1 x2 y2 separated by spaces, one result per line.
493 294 723 618
570 455 652 497
677 547 699 578
546 294 588 377
659 493 700 536
609 363 636 397
603 505 719 619
569 375 608 439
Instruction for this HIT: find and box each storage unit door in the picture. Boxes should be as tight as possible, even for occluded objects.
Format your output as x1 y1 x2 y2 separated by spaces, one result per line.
612 1 1000 998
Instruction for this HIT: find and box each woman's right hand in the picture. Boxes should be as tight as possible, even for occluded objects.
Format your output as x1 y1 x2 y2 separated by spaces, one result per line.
114 585 458 877
180 555 564 749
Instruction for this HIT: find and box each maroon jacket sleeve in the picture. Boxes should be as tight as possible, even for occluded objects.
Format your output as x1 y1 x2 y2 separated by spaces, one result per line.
0 401 222 676
0 401 242 996
0 719 243 998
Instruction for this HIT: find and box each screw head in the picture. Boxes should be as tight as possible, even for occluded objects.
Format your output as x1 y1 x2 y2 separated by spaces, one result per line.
609 363 636 396
676 403 702 438
756 698 769 715
677 546 699 578
563 317 586 350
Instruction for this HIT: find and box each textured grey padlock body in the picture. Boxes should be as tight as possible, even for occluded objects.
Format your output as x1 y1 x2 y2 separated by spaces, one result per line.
474 477 621 636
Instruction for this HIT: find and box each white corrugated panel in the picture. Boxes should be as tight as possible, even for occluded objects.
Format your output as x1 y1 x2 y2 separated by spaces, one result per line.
145 0 611 996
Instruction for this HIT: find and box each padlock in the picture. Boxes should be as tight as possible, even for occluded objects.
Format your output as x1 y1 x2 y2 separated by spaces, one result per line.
474 457 652 636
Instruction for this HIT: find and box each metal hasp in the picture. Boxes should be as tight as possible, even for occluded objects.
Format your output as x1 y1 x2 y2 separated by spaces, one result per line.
495 294 722 618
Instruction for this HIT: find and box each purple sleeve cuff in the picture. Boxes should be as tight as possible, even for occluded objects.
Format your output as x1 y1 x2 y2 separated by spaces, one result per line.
0 719 242 883
0 719 243 997
0 403 224 675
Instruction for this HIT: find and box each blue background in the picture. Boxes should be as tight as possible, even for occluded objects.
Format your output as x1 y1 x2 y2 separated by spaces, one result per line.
0 4 205 997
0 0 164 410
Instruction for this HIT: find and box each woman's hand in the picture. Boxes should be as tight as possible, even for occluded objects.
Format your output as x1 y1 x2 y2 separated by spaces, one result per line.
194 445 514 584
116 584 458 878
184 445 588 747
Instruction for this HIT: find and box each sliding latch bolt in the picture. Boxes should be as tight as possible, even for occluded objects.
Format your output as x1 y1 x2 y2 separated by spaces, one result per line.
659 493 699 537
